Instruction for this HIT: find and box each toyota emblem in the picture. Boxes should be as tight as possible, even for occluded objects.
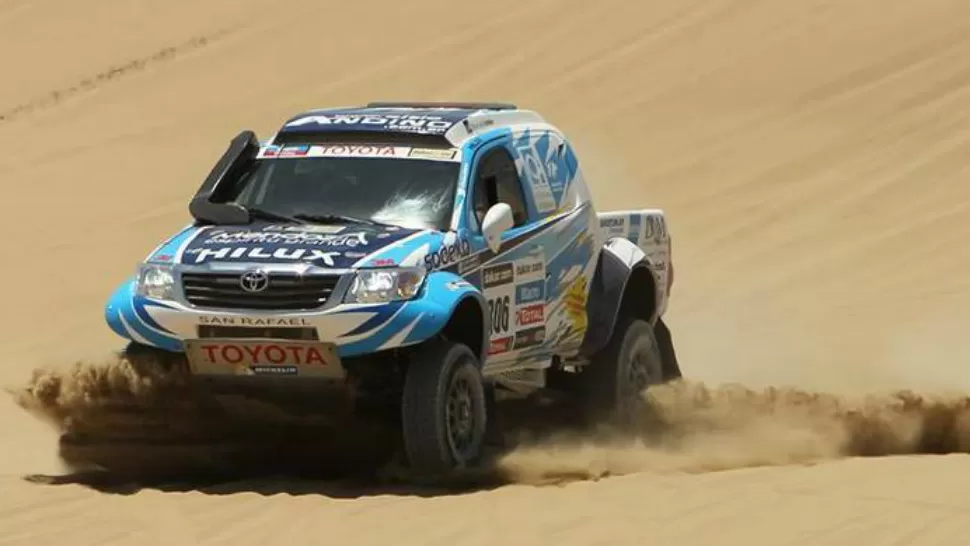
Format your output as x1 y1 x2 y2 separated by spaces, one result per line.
239 269 270 293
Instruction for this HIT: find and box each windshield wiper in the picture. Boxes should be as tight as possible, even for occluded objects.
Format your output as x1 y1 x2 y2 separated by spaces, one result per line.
292 213 392 228
245 208 394 228
246 207 307 224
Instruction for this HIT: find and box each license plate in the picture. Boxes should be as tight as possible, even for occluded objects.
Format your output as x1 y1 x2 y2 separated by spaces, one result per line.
183 338 345 379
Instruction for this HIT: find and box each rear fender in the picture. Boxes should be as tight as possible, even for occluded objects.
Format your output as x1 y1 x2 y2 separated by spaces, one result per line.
578 237 661 357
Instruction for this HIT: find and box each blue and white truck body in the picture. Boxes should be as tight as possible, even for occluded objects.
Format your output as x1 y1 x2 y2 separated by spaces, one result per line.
102 102 679 471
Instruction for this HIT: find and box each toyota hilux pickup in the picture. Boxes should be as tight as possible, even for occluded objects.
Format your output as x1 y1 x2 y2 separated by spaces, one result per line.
101 101 682 474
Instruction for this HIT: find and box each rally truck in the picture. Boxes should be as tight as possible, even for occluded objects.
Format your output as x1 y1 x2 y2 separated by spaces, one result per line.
102 101 682 474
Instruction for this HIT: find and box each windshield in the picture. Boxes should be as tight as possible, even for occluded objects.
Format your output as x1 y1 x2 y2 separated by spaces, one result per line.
226 155 461 231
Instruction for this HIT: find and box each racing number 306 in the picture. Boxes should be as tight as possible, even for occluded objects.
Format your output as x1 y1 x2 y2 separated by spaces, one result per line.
488 295 510 335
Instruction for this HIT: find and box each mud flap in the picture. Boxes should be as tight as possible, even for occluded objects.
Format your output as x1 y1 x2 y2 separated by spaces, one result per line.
483 382 505 449
654 318 681 381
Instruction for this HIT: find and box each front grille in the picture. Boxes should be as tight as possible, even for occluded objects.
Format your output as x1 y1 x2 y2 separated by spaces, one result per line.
197 325 319 340
181 271 341 310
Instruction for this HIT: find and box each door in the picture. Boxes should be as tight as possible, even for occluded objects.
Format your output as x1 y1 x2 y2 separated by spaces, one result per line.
463 136 553 370
505 128 598 359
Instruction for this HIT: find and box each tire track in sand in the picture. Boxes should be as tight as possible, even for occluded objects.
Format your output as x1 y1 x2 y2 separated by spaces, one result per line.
0 29 231 125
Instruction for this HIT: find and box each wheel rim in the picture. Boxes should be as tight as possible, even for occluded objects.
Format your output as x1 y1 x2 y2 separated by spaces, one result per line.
620 339 658 413
628 351 651 393
445 366 478 461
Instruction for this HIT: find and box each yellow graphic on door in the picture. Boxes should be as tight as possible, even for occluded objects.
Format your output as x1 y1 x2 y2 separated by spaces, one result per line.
564 275 588 334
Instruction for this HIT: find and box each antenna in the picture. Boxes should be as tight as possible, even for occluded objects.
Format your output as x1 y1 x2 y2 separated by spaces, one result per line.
365 101 518 111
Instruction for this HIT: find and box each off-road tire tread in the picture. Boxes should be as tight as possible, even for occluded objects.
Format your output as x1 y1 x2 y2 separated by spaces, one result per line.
401 339 487 474
582 317 663 425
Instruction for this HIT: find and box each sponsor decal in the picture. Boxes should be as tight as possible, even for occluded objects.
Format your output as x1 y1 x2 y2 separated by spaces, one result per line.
445 280 472 291
251 365 298 376
203 230 370 247
488 336 513 356
600 216 627 238
408 147 457 160
600 217 625 228
285 114 456 134
482 262 514 289
260 144 464 161
424 238 471 270
259 141 458 161
643 215 668 242
513 326 545 350
515 303 544 327
185 339 343 379
482 255 548 359
279 144 310 158
264 224 346 235
515 258 543 280
308 144 408 158
515 143 558 214
515 280 544 304
373 258 396 266
457 253 482 275
199 316 311 327
179 224 418 268
185 247 342 266
196 342 328 367
512 133 573 214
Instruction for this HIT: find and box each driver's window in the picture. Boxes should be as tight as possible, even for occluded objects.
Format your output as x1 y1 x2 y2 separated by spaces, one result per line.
471 147 529 230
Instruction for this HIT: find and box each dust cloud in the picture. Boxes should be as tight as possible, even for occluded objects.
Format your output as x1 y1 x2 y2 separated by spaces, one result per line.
497 381 970 485
9 355 970 488
9 353 396 483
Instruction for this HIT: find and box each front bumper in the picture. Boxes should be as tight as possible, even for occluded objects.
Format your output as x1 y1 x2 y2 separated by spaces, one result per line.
104 269 455 359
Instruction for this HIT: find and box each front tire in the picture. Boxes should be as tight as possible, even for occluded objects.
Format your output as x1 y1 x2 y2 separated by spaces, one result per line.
401 339 488 474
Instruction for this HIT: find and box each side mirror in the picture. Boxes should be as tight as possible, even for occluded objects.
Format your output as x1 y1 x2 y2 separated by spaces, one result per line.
481 203 514 253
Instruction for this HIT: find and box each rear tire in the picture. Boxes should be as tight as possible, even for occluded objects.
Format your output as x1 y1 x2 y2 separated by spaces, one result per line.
581 317 664 427
401 339 488 474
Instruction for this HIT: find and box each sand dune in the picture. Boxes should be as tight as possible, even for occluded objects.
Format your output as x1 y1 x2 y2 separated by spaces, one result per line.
3 0 970 544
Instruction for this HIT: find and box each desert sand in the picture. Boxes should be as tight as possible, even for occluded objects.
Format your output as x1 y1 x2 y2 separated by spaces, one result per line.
3 0 970 544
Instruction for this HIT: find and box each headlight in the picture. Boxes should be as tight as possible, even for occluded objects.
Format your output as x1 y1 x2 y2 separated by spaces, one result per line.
345 267 426 304
136 264 175 300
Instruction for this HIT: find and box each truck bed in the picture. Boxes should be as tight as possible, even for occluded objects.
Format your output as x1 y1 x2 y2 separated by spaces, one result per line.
596 208 673 312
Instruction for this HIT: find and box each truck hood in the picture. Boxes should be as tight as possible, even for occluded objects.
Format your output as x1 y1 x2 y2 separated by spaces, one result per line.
153 222 432 270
